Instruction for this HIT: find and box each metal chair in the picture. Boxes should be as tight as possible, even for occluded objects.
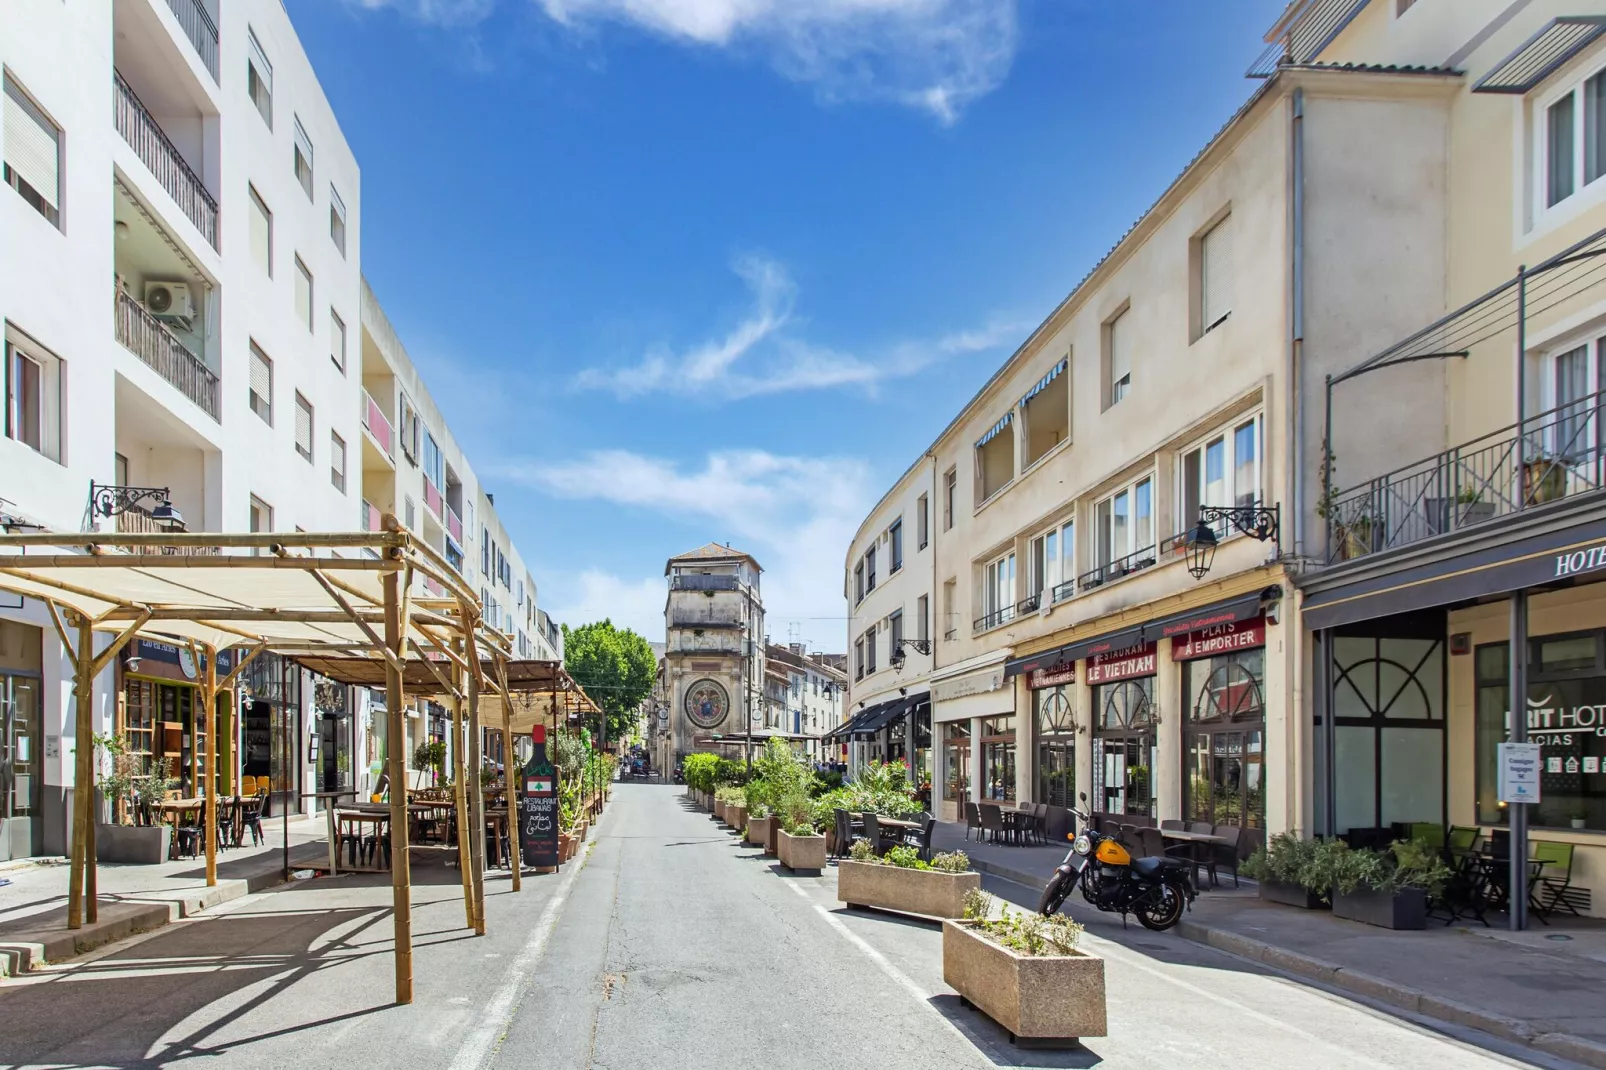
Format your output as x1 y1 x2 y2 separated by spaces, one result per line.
1532 841 1579 919
239 795 265 847
964 801 983 841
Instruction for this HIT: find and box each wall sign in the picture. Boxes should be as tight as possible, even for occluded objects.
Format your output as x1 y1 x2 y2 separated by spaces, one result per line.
1085 642 1157 685
1171 616 1267 662
1498 741 1542 804
1027 662 1075 689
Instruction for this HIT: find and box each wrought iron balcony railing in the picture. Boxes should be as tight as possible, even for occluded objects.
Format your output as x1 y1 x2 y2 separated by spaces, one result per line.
115 288 219 420
114 71 217 248
1050 579 1076 603
1325 389 1606 563
164 0 219 82
670 573 740 592
974 603 1016 633
1077 543 1159 592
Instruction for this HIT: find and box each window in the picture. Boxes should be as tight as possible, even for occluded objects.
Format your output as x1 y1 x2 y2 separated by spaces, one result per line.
855 638 865 680
247 28 273 128
980 714 1017 803
917 493 929 549
889 518 903 573
1541 65 1606 212
330 309 346 372
865 627 877 674
1198 214 1233 335
943 468 957 530
294 393 313 461
943 578 957 638
1179 414 1263 536
330 430 346 492
865 545 877 593
975 413 1015 502
889 610 904 658
292 117 313 200
398 394 420 461
1021 357 1069 467
294 257 312 331
248 342 272 424
481 525 491 574
854 559 865 604
1106 308 1131 407
981 552 1015 629
249 495 273 533
1030 520 1076 604
5 329 63 463
1094 476 1153 575
329 185 347 257
422 432 444 489
248 186 272 276
3 75 61 228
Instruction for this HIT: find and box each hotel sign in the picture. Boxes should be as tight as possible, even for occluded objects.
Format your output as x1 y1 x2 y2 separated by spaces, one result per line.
1171 616 1267 662
1084 642 1157 684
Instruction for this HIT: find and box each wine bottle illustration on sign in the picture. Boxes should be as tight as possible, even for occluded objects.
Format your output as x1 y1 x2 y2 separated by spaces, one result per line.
519 724 560 869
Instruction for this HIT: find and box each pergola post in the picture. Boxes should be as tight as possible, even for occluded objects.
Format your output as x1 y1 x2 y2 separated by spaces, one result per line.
465 632 486 936
68 614 93 929
497 659 521 892
450 653 474 929
203 643 218 887
382 570 414 1004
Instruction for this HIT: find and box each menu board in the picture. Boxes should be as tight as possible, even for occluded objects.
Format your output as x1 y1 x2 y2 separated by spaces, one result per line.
518 770 560 869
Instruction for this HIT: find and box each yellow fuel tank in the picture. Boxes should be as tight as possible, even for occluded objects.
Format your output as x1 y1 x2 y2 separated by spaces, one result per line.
1095 838 1131 866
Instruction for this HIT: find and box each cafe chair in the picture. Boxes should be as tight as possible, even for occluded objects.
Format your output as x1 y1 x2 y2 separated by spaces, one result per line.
862 813 887 857
963 801 983 842
1207 825 1243 888
977 803 1007 845
1137 826 1166 861
831 809 857 860
1447 825 1480 855
903 814 936 862
239 794 265 847
1409 822 1446 850
1532 841 1580 919
1160 819 1185 832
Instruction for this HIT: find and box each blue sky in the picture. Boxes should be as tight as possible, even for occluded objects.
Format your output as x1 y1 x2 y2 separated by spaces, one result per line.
287 0 1287 647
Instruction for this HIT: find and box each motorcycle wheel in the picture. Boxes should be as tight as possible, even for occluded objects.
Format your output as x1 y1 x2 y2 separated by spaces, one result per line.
1135 882 1185 931
1037 871 1073 916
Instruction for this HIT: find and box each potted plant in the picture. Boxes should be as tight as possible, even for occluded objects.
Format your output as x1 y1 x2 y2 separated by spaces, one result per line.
94 734 176 864
1242 832 1329 909
746 804 775 848
943 890 1105 1047
839 843 979 918
1570 810 1588 830
412 740 448 787
1329 840 1448 930
1456 486 1495 527
775 786 826 873
1524 456 1567 505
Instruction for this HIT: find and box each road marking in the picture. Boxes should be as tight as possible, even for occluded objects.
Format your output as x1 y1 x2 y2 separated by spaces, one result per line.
447 851 585 1070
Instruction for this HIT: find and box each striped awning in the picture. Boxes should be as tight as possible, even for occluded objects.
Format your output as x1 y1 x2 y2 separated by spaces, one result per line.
1021 357 1068 407
976 411 1014 449
1473 17 1606 94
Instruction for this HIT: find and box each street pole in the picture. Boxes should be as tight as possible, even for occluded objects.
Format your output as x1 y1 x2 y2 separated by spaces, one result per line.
1510 590 1528 932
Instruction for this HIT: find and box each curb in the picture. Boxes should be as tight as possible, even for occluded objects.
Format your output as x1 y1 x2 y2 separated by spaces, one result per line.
971 857 1051 893
1173 919 1606 1069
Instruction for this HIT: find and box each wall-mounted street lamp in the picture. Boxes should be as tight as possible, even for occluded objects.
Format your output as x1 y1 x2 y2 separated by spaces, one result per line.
888 639 933 671
89 482 185 531
1184 505 1280 580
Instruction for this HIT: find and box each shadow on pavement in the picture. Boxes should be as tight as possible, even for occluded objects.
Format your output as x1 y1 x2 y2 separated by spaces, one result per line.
925 993 1103 1068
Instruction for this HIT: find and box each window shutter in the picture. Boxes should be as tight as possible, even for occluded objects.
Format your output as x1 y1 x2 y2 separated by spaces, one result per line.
331 432 346 478
249 188 271 272
1109 312 1130 384
295 394 313 458
248 28 274 93
1202 215 1234 328
4 78 60 209
249 345 272 407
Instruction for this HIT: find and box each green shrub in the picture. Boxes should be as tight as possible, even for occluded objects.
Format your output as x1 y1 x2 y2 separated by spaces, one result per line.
1242 831 1322 886
714 758 749 787
961 888 995 921
786 821 818 837
848 839 877 862
929 851 970 873
883 845 925 869
682 753 719 793
715 786 747 808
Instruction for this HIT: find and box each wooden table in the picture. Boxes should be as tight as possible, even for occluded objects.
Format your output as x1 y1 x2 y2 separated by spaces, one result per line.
334 810 391 872
302 790 358 874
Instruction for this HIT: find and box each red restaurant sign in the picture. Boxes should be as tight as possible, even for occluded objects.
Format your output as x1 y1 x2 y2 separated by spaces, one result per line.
1027 662 1076 689
1171 615 1267 661
1084 642 1157 684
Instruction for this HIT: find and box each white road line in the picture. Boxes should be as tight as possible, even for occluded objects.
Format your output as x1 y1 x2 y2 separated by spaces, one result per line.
448 857 584 1070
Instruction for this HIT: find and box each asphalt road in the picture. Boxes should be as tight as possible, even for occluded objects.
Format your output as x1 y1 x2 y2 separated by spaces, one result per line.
0 783 1587 1070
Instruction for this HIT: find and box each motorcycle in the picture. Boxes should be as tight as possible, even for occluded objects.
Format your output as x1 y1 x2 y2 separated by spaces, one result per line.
1037 792 1197 931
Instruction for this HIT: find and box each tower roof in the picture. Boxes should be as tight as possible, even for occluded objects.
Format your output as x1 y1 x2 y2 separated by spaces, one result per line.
665 542 762 574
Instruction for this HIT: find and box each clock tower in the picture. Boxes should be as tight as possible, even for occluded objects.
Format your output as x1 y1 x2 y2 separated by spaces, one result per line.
663 543 764 765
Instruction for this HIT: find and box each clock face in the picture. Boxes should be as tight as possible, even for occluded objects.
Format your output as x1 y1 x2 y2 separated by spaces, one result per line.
684 679 730 729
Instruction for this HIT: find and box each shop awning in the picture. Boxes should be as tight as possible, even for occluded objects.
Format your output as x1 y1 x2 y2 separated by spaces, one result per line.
826 699 892 741
848 694 927 738
1004 590 1275 677
1303 514 1606 631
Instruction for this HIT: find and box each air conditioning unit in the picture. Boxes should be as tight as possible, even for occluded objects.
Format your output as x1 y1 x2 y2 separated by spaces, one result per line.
145 280 195 321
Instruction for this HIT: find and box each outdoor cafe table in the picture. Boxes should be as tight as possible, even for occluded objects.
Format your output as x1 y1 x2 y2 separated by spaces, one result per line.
301 790 358 874
334 809 392 872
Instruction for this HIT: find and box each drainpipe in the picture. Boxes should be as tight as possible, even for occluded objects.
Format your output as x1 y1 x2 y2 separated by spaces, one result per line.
1289 87 1307 557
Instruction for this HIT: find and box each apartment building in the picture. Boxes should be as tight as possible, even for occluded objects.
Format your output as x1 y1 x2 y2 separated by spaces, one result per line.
0 1 555 860
662 543 765 762
765 642 847 756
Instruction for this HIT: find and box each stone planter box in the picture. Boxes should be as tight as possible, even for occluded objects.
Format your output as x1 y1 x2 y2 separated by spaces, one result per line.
746 814 774 847
777 830 827 874
943 920 1106 1047
1332 886 1427 930
96 823 169 865
713 799 726 822
838 860 980 919
727 805 748 831
1258 879 1328 910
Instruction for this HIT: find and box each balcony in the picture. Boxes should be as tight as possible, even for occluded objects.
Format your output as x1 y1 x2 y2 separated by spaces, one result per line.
669 608 744 629
1051 578 1076 603
1325 391 1606 563
423 479 443 520
671 573 740 592
423 575 445 597
1077 543 1158 593
974 604 1016 633
446 503 463 545
114 71 216 249
163 0 218 82
363 391 394 457
362 500 383 532
115 288 219 420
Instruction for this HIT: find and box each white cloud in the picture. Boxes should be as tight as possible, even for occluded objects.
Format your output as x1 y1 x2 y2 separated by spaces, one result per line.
501 448 875 653
546 569 667 641
572 255 1025 401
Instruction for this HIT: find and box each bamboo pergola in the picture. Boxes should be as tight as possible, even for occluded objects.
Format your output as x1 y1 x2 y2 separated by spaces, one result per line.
0 519 506 1005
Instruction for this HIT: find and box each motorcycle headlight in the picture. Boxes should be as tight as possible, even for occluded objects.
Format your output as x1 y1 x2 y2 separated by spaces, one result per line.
1073 833 1092 856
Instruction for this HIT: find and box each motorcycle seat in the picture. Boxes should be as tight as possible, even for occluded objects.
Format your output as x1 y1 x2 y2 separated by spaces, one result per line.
1130 856 1187 879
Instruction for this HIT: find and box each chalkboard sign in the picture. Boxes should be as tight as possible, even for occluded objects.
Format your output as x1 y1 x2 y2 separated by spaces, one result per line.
518 727 560 869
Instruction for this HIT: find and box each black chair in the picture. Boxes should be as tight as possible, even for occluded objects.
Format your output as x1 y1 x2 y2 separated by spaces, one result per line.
1207 825 1243 888
1025 803 1048 845
904 815 936 861
239 795 265 847
977 803 1007 845
963 802 982 842
1136 826 1166 860
832 809 857 859
1160 819 1184 832
862 813 887 856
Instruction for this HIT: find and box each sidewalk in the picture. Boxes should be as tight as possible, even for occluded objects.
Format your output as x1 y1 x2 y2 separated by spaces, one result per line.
936 819 1606 1068
0 815 328 976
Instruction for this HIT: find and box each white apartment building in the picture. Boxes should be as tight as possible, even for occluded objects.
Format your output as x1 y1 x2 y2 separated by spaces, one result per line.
765 642 847 756
0 0 555 860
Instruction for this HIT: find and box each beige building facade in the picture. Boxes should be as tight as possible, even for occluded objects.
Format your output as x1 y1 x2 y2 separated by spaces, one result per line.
662 543 766 761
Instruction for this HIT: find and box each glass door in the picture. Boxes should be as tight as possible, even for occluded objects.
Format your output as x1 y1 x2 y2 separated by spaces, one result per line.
1 675 42 859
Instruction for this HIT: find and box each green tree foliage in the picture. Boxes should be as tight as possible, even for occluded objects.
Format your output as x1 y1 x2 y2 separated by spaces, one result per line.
561 619 657 745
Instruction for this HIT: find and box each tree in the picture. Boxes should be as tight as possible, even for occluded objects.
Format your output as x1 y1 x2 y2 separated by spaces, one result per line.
561 619 657 746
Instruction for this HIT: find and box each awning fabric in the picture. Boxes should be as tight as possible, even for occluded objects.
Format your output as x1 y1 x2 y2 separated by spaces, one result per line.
850 697 911 738
1004 591 1272 677
1474 17 1606 94
827 700 890 741
1303 517 1606 631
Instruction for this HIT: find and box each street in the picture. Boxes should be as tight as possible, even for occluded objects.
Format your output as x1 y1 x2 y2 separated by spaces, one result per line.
0 784 1579 1070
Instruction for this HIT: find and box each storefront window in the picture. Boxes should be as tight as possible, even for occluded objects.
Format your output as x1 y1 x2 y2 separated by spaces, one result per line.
1034 685 1075 807
1093 678 1155 816
1476 633 1606 831
1182 649 1265 828
942 721 970 802
980 714 1016 802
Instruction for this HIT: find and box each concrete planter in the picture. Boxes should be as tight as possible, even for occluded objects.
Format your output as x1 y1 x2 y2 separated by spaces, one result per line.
96 823 169 865
838 860 980 919
942 920 1107 1047
727 805 748 832
1332 886 1427 930
746 814 774 847
713 799 726 822
777 831 827 874
1258 879 1328 910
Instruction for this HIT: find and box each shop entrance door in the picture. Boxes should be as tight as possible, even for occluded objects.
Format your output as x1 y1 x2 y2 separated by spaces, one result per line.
0 675 42 860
